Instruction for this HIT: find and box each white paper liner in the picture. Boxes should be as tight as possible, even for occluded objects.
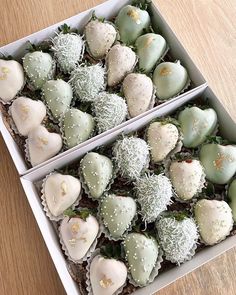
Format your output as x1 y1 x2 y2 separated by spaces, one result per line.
97 194 138 241
41 172 82 221
58 112 96 149
126 245 163 288
78 158 117 201
58 209 103 264
164 153 206 204
86 249 127 295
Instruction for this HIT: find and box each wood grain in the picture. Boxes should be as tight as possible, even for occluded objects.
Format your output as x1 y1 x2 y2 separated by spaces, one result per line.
0 0 235 294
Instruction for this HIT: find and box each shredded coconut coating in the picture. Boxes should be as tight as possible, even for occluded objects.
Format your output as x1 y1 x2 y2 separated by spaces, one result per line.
51 33 84 73
93 92 127 133
70 64 106 102
135 174 173 222
156 216 198 265
113 137 149 180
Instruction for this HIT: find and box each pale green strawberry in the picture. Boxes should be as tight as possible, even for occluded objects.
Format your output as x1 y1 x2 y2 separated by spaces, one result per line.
199 143 236 184
123 233 159 286
62 108 95 148
80 152 113 199
153 61 188 100
228 179 236 221
178 106 217 148
115 5 151 45
100 194 137 239
23 51 54 89
135 33 167 73
42 79 73 120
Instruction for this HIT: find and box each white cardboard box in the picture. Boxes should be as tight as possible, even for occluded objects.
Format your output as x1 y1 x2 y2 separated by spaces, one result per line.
0 0 207 175
21 86 236 295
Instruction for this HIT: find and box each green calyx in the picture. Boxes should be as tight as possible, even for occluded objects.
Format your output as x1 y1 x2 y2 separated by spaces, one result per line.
63 208 96 220
91 11 105 23
132 0 152 10
26 40 51 53
163 211 189 222
205 135 231 145
58 23 75 34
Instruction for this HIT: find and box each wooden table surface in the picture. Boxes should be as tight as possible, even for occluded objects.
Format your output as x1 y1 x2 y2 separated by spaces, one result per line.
0 0 236 294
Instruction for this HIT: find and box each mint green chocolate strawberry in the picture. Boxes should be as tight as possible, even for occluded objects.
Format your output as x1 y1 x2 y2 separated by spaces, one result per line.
135 174 173 222
199 143 236 184
93 92 127 133
228 179 236 221
113 137 149 180
42 79 73 120
115 5 151 45
51 33 84 73
80 152 113 199
123 233 159 286
135 33 167 73
100 194 137 239
62 108 95 148
156 215 198 264
178 106 218 148
153 61 188 100
23 51 55 89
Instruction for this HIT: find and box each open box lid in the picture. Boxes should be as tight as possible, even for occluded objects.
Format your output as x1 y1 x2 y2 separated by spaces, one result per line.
0 0 207 176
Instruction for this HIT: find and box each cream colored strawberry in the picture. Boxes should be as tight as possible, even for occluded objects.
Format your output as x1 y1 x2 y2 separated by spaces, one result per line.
10 96 46 136
60 215 99 260
147 122 179 162
27 125 62 166
43 173 81 217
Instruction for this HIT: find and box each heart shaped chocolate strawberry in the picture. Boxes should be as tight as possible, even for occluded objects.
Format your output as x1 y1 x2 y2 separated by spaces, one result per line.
178 106 218 148
42 79 73 121
60 213 99 261
106 44 136 87
70 64 105 102
0 59 25 103
169 159 205 201
80 152 113 199
115 5 151 45
90 254 127 295
194 199 233 245
113 137 149 180
93 92 127 133
156 214 198 264
199 143 236 184
27 125 62 166
153 61 188 100
100 194 137 239
51 33 84 73
147 121 180 162
123 73 154 118
10 96 46 136
85 18 117 59
123 233 159 286
43 173 81 218
135 174 173 222
23 51 55 89
62 108 95 148
135 33 167 73
228 179 236 221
